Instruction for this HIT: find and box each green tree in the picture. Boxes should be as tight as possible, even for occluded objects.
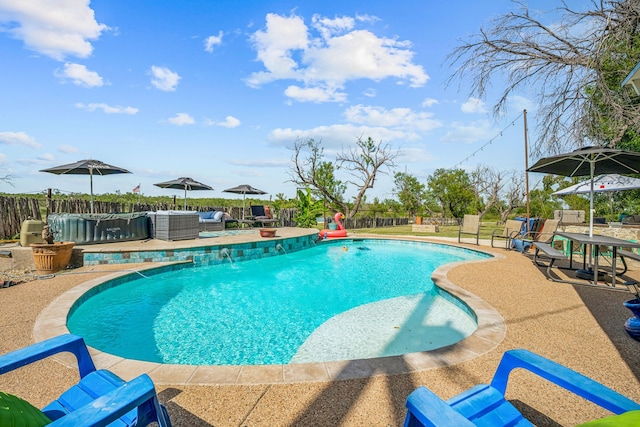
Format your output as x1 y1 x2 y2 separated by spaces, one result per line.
393 172 425 217
293 188 324 228
426 169 475 220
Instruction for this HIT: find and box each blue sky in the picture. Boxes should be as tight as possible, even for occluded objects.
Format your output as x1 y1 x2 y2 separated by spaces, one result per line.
0 0 561 202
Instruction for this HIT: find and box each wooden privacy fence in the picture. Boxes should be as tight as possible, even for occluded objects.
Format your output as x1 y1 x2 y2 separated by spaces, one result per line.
0 196 413 239
0 197 42 240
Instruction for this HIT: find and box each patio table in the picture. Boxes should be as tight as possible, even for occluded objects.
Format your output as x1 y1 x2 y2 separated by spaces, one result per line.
554 231 640 288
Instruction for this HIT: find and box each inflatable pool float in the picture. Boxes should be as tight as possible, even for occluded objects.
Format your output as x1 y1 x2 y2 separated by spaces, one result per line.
319 212 347 239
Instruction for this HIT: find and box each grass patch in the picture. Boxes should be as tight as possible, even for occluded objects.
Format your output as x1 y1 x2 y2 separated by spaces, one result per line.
353 223 504 239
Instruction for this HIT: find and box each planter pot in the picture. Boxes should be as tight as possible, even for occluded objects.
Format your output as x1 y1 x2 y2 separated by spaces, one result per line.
30 242 75 275
623 298 640 341
259 228 277 238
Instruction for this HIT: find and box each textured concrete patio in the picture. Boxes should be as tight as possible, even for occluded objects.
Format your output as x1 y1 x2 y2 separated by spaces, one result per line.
1 232 639 426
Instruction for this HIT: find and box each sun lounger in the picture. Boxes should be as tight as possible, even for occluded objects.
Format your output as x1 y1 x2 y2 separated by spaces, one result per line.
249 205 279 227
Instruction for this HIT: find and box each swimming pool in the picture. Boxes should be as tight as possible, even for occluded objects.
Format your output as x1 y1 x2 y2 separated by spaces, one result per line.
67 239 491 365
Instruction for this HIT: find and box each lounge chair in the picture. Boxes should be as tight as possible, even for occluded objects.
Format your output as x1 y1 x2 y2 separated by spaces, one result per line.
404 348 640 427
198 208 238 231
490 219 524 249
249 205 279 227
458 214 480 245
0 334 172 427
511 218 560 253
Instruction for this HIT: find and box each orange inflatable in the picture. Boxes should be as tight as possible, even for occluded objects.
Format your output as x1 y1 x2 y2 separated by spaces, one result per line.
319 212 347 239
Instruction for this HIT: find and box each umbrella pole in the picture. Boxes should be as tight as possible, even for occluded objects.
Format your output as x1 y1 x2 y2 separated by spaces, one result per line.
184 186 187 210
90 169 94 214
242 193 246 220
589 162 594 238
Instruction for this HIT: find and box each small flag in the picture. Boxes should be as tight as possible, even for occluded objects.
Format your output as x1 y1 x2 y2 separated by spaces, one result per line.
132 184 140 193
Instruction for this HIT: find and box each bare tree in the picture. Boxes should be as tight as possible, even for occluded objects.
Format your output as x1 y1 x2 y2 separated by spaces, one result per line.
471 165 506 220
497 172 526 223
290 137 401 218
0 169 14 187
447 0 640 155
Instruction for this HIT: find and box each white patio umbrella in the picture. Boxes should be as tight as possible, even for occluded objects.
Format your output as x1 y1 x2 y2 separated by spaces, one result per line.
528 147 640 237
552 174 640 196
553 174 640 217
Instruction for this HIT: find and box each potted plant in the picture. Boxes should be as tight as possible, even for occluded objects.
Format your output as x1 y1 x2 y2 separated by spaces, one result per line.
30 225 75 275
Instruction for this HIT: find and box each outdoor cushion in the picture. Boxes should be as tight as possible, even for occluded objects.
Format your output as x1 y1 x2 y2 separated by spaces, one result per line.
0 391 52 426
213 211 224 221
576 410 640 426
198 211 215 220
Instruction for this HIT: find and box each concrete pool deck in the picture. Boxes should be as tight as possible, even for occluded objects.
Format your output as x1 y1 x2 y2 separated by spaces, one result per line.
1 229 640 426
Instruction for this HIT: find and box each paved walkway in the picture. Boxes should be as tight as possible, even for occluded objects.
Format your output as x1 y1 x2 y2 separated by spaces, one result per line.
1 231 640 426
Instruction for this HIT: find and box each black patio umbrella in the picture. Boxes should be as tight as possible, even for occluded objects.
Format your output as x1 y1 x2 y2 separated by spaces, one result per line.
223 184 267 219
154 177 214 210
528 146 640 236
40 159 131 214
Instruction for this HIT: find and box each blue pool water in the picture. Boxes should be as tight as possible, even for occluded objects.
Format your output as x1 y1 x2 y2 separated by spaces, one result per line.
67 239 490 365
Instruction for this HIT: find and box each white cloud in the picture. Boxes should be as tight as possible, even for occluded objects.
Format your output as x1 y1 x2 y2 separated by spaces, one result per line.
58 144 79 153
247 13 428 103
230 158 291 167
150 66 181 91
0 153 7 164
17 152 54 165
0 0 109 60
461 97 487 114
422 98 438 107
268 123 413 150
217 116 241 128
75 102 138 114
167 113 194 125
363 88 376 97
508 95 537 113
56 62 103 87
284 85 347 103
0 131 41 148
398 147 436 163
204 31 223 53
344 105 442 132
441 120 494 144
247 13 309 87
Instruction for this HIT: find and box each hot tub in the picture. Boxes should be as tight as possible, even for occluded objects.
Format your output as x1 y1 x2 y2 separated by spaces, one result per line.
47 213 150 245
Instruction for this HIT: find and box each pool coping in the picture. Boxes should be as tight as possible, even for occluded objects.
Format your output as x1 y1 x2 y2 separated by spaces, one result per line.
33 237 506 385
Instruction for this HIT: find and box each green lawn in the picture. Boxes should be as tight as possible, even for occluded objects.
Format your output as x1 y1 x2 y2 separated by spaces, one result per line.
353 223 504 239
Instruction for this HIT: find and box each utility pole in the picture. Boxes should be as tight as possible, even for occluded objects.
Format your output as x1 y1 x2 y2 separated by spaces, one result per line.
524 109 530 232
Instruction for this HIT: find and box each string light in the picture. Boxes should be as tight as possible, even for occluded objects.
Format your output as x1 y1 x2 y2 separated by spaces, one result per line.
453 112 524 169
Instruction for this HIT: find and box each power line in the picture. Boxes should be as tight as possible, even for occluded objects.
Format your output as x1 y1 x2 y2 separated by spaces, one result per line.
452 111 524 169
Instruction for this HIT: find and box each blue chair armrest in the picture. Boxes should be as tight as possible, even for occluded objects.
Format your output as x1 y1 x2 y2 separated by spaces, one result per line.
47 374 172 427
0 334 96 378
404 386 475 427
490 349 640 415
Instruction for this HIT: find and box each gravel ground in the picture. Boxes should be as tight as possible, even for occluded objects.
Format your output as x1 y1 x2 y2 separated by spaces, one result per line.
1 239 640 426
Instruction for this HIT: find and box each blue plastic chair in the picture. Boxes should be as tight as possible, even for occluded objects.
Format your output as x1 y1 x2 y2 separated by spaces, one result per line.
0 334 172 427
404 349 640 427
